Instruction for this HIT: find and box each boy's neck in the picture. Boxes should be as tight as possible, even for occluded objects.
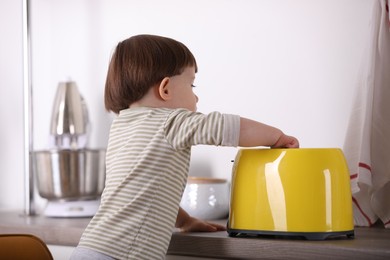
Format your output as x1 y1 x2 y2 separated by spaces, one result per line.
129 85 165 109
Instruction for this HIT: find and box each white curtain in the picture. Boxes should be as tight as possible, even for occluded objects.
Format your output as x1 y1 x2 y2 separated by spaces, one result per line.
343 0 390 228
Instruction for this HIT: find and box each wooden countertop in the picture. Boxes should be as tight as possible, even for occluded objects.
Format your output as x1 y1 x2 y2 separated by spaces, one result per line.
0 211 389 259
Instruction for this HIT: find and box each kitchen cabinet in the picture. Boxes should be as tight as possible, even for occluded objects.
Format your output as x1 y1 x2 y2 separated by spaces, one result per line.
47 245 73 260
47 245 219 260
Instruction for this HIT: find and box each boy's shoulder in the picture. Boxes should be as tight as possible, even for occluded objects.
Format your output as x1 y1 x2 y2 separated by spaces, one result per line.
118 107 185 116
116 107 199 122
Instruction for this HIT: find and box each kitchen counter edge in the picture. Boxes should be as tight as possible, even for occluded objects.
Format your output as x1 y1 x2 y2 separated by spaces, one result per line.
0 211 389 259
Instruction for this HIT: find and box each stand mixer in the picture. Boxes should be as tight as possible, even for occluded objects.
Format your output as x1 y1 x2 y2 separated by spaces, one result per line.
49 80 89 150
32 81 105 217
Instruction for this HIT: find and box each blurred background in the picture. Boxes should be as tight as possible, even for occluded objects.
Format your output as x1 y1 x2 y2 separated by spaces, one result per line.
0 0 372 211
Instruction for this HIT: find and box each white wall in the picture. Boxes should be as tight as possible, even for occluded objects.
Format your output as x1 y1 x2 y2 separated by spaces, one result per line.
0 0 25 210
0 0 373 211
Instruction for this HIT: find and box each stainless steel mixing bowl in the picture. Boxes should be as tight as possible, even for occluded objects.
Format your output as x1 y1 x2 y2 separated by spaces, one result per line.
32 149 106 201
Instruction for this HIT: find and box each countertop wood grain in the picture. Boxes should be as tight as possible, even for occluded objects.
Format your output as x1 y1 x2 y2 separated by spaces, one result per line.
0 211 389 259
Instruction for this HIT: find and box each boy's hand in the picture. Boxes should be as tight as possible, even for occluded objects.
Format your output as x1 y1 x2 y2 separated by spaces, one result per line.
179 216 226 232
176 207 226 232
272 134 299 148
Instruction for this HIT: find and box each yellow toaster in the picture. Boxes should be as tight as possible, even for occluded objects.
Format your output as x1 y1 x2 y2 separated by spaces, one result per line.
227 148 354 240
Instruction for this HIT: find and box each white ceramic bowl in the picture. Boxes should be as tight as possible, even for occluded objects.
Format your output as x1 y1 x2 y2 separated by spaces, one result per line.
180 177 229 220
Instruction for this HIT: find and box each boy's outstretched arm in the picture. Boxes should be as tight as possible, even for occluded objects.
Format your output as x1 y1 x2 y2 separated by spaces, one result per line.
239 117 299 148
176 117 298 233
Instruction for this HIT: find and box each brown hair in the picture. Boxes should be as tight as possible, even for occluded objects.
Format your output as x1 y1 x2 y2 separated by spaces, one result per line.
104 34 198 114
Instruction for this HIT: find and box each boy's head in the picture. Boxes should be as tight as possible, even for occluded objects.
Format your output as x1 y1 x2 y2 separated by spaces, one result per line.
105 34 198 114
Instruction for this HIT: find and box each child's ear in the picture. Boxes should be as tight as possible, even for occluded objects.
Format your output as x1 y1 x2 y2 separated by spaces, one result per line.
158 77 171 101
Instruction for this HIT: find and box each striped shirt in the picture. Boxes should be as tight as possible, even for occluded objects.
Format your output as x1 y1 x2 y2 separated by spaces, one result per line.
77 107 240 259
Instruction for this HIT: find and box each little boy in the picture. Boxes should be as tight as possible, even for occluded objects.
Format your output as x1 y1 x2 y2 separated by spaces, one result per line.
71 34 299 259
